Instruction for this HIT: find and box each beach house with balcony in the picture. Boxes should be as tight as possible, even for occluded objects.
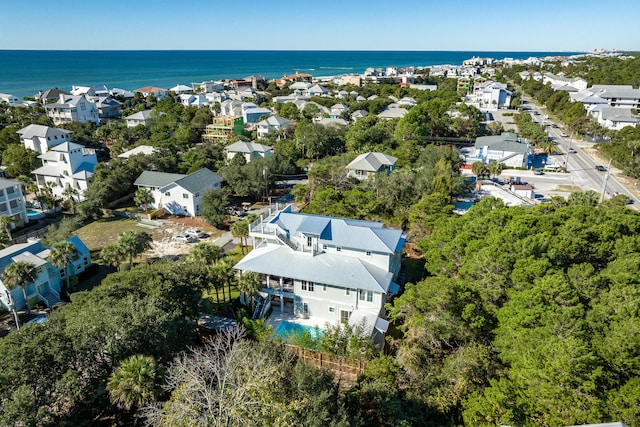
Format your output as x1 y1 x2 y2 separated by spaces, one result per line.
0 179 28 228
31 142 98 202
44 94 99 125
225 141 274 163
234 204 405 341
134 168 222 217
474 132 530 168
0 236 91 311
17 124 72 154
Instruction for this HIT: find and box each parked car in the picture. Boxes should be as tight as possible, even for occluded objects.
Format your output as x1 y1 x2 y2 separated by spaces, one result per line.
172 233 197 243
560 132 569 137
568 148 577 153
185 228 207 238
595 165 606 172
533 168 544 175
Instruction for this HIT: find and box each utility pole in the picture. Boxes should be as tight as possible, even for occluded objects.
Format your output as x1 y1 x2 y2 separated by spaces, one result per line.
599 158 613 203
564 139 572 171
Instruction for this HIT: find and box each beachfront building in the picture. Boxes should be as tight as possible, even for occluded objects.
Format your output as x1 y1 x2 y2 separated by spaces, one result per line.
0 179 28 229
202 116 245 144
346 152 398 180
234 205 405 341
474 132 530 168
0 93 20 105
71 85 109 98
17 124 72 154
133 168 222 217
31 142 98 202
225 141 274 163
0 236 91 311
134 86 169 100
170 84 193 95
35 88 70 104
44 94 99 125
256 115 291 139
276 72 313 89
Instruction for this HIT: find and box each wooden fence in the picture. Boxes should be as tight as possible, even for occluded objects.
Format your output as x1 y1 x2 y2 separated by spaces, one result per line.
284 344 366 386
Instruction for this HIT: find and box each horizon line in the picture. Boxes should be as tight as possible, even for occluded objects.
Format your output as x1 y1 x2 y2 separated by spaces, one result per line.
0 48 592 53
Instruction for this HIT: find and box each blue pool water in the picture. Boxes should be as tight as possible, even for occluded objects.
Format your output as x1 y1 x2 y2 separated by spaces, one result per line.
26 209 43 219
274 320 324 340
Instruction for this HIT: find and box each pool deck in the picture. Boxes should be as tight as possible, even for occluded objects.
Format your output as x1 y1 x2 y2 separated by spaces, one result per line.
266 311 328 332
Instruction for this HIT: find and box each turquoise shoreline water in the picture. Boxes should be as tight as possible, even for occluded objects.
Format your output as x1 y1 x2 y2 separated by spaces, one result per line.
0 50 584 99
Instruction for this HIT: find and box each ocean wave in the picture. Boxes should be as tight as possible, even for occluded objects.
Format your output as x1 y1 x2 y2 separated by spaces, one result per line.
319 66 353 70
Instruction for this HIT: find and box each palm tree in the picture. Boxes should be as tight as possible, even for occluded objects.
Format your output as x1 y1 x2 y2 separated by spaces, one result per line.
2 261 36 317
230 220 249 254
0 215 14 241
237 272 260 308
134 188 154 215
107 354 159 410
49 241 78 290
188 243 225 304
100 243 128 271
487 162 503 180
216 258 236 304
118 231 153 268
62 187 79 214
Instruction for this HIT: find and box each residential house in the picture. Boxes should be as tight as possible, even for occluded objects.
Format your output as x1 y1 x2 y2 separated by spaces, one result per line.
35 88 70 104
315 117 348 127
44 94 99 125
191 80 225 93
220 99 244 116
585 85 640 108
0 179 28 228
125 109 156 128
474 132 530 168
202 116 245 144
256 115 291 139
378 107 408 119
179 94 208 108
234 204 405 343
94 97 122 122
351 110 369 120
330 103 349 119
71 85 109 97
397 97 417 107
109 88 134 98
346 152 398 180
17 124 72 154
242 104 272 124
510 184 535 199
134 86 168 100
594 107 639 130
276 72 313 89
0 93 20 105
133 168 222 217
467 81 512 111
170 84 193 94
225 141 274 163
32 142 98 202
306 84 329 97
542 73 588 92
340 75 362 86
0 236 91 311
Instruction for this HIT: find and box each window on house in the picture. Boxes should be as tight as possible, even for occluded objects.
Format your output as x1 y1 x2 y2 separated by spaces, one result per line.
359 290 365 301
340 310 350 324
323 244 327 250
307 236 312 247
323 284 327 292
303 302 309 314
165 192 170 196
345 288 350 296
367 291 373 302
366 251 371 256
329 306 335 313
83 257 88 266
183 193 189 199
336 247 341 252
59 269 65 277
308 282 314 292
301 281 307 291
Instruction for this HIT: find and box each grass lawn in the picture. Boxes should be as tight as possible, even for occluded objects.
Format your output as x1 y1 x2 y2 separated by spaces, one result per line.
75 217 167 252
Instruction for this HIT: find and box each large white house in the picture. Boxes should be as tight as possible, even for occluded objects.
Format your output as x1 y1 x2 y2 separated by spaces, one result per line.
17 124 72 154
256 115 291 139
474 132 530 168
0 236 91 312
134 168 222 217
31 142 98 202
234 205 405 341
44 94 99 125
467 81 512 111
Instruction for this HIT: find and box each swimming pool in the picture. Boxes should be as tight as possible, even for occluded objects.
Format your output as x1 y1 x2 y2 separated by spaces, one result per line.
274 320 324 340
26 209 44 219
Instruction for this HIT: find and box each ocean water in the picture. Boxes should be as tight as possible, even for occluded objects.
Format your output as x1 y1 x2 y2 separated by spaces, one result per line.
0 50 583 100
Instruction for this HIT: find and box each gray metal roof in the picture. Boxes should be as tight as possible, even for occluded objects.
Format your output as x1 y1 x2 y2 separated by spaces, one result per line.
475 132 529 153
273 211 404 254
346 152 397 172
225 141 273 154
0 179 20 191
171 168 222 194
17 124 72 139
134 171 186 188
234 245 393 293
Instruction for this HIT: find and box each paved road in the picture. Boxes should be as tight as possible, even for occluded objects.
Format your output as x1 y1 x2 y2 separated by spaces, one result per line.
522 98 638 206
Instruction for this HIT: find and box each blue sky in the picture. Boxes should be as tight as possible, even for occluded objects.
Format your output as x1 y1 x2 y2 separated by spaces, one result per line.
1 0 638 51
